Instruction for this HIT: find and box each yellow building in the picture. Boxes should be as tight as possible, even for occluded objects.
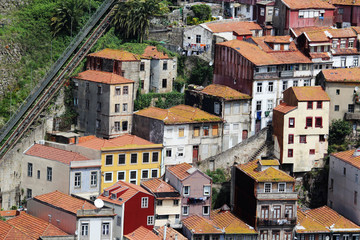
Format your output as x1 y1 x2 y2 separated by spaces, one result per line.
76 134 162 191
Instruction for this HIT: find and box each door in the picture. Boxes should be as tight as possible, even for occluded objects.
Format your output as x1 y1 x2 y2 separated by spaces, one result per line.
193 145 199 163
242 130 248 140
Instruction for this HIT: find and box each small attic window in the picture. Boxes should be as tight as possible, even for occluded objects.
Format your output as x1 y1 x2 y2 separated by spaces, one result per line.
111 193 116 200
104 191 109 197
118 198 123 202
284 44 289 50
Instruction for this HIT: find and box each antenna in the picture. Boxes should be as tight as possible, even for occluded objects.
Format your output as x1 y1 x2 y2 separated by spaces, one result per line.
94 199 104 208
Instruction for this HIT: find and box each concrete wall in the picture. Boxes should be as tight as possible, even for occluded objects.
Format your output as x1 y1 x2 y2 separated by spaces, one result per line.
154 198 181 227
69 167 100 200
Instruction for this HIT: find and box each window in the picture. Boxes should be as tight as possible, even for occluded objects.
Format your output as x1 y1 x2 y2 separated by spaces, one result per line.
162 79 167 88
355 191 358 205
260 231 268 240
203 126 209 136
260 7 265 16
317 101 322 109
336 89 340 95
96 119 101 129
97 102 101 112
340 40 346 49
178 128 185 137
278 183 286 192
214 102 220 114
157 200 163 206
141 169 149 179
130 170 137 184
285 205 293 218
196 35 201 43
74 98 78 106
309 149 315 155
306 117 312 128
140 62 145 71
115 122 120 131
37 170 40 179
26 188 32 199
142 197 149 208
131 153 137 164
203 186 211 195
267 99 273 111
283 81 288 90
264 183 272 193
104 172 113 182
315 117 322 128
354 57 359 66
114 103 120 113
300 135 307 143
115 87 121 95
349 104 355 113
147 216 154 225
268 82 273 92
74 172 81 188
268 8 273 16
27 163 33 177
123 103 128 112
47 167 52 181
330 178 334 191
341 57 346 67
105 155 113 166
183 206 189 215
174 199 179 206
338 7 344 14
304 79 312 86
344 167 347 176
102 223 110 236
261 206 269 219
299 11 304 18
288 149 293 157
143 153 149 163
225 103 231 115
166 148 172 157
81 223 89 236
117 171 125 181
117 216 121 226
123 86 128 95
177 147 184 157
273 206 281 219
90 171 97 187
152 152 159 163
212 125 218 136
257 82 263 93
284 232 292 240
335 105 340 111
256 101 262 111
97 86 102 94
118 154 125 165
288 134 294 144
233 103 240 114
307 101 313 109
319 135 325 142
333 40 338 49
349 41 354 48
122 121 128 131
151 169 158 178
163 61 168 70
203 206 210 215
183 186 190 195
289 118 295 128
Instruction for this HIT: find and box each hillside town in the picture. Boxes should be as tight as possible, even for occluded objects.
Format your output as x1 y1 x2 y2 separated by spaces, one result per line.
1 0 360 239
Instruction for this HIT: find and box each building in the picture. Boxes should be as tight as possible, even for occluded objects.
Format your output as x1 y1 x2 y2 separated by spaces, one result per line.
155 225 188 240
164 163 212 220
185 84 252 150
327 148 360 225
272 0 335 35
232 159 297 240
273 86 330 173
255 1 275 35
141 178 181 228
296 206 360 239
98 181 155 240
76 134 162 190
213 37 313 134
317 68 360 129
124 226 187 240
182 207 257 240
332 0 360 27
27 191 115 239
23 143 101 200
133 105 223 167
73 70 135 138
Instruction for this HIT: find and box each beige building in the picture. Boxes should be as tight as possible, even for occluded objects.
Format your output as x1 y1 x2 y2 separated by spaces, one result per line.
273 86 330 173
73 70 134 139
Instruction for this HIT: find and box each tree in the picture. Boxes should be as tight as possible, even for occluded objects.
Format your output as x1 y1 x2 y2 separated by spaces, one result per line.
329 119 351 145
191 4 211 21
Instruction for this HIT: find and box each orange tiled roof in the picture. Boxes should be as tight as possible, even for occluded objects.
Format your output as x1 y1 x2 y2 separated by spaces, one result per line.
331 0 360 6
305 206 360 232
309 52 331 60
332 48 359 56
157 226 187 240
0 220 33 240
73 70 134 85
237 159 295 182
304 30 329 42
25 144 89 165
204 21 262 34
332 149 360 169
281 0 335 9
273 102 297 114
141 178 178 194
291 26 329 37
167 163 194 180
251 36 297 52
33 191 97 214
290 86 330 101
0 210 17 217
6 212 68 239
296 208 330 233
259 159 280 166
218 40 311 66
77 134 157 150
88 48 140 61
135 105 223 125
211 210 257 234
182 215 222 234
353 26 360 34
302 27 356 42
142 46 170 59
328 28 356 38
201 84 251 100
322 68 360 83
124 226 160 240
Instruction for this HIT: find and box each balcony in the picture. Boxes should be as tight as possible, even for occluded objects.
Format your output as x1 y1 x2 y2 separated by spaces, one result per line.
279 71 294 77
253 72 279 80
256 190 298 200
257 217 297 226
345 112 360 121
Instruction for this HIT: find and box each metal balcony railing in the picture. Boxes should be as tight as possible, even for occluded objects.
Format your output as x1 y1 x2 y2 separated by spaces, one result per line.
257 217 297 226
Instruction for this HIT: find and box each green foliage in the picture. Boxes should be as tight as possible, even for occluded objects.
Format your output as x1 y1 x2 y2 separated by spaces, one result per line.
211 187 218 209
188 57 213 85
10 206 17 210
134 91 184 111
191 4 211 21
206 168 227 183
329 119 351 146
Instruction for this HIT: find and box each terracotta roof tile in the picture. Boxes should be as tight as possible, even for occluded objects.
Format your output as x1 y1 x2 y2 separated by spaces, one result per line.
0 220 33 240
77 134 158 150
259 159 280 166
305 206 360 232
142 46 169 59
204 21 262 34
88 48 140 61
124 226 160 240
135 105 223 125
25 144 89 165
327 28 356 38
273 102 297 114
6 212 68 239
33 191 97 214
167 163 193 180
290 86 330 101
291 26 329 37
141 178 178 194
157 226 187 240
352 26 360 34
201 84 251 100
332 48 359 55
322 68 360 83
296 208 330 233
309 52 331 60
73 70 134 85
237 159 295 182
332 149 360 169
331 0 360 6
0 211 17 217
281 0 335 9
211 210 257 234
182 215 222 234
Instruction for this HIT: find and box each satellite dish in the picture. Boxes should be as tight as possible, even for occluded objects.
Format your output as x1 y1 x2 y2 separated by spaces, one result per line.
94 199 104 208
355 86 359 92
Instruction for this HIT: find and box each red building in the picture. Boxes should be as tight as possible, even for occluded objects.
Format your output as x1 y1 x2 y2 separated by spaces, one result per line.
98 181 155 240
332 0 360 27
272 0 335 35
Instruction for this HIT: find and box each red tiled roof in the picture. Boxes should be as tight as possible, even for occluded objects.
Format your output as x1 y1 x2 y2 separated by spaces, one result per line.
289 86 330 101
6 212 68 239
157 226 188 240
328 28 356 38
182 215 222 234
296 208 330 233
237 159 295 182
142 46 170 59
332 48 359 56
201 84 251 100
135 105 223 125
309 52 331 60
124 226 160 240
291 26 329 37
281 0 335 9
0 211 16 217
73 70 134 85
322 68 360 83
0 220 33 240
211 210 257 234
167 163 194 181
88 48 140 61
332 149 360 169
141 178 178 194
331 0 360 6
353 26 360 34
77 134 157 150
25 144 89 165
273 102 297 114
204 21 262 34
33 191 97 214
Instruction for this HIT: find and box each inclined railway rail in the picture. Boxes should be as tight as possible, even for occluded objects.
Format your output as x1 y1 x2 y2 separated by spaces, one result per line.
0 0 117 158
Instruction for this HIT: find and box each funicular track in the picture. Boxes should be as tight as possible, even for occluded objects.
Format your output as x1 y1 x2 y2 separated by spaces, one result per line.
0 0 118 158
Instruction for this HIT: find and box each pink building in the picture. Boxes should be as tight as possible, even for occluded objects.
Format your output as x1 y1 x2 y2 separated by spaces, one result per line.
332 0 360 27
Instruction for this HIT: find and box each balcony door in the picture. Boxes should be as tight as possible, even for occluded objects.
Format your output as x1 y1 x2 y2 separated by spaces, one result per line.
261 206 269 219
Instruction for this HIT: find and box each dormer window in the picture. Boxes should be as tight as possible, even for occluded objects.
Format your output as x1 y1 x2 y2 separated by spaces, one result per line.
111 194 116 200
104 191 109 197
284 44 289 51
274 44 280 51
264 183 272 193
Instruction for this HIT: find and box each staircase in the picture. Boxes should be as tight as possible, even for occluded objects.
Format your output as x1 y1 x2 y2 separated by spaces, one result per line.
0 0 117 158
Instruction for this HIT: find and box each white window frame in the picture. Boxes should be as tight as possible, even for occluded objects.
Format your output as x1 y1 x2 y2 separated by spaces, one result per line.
147 216 154 225
141 169 149 179
102 222 110 236
141 197 149 208
74 172 81 188
129 170 137 185
203 206 210 215
117 171 126 181
104 172 113 183
182 206 189 215
203 185 211 196
264 183 272 193
142 152 150 163
105 155 113 166
278 183 286 192
214 102 220 114
177 147 184 157
151 168 159 178
81 222 89 236
183 186 190 196
90 171 97 187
